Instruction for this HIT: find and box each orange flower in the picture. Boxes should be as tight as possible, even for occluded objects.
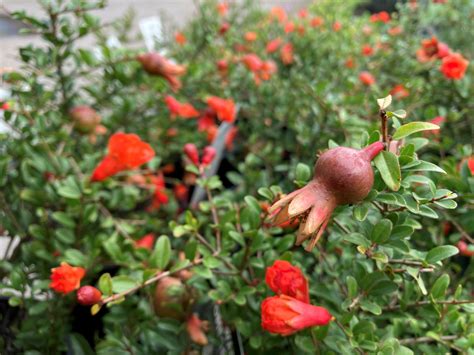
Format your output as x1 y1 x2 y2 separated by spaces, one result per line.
242 54 263 72
267 38 283 54
217 2 228 16
50 262 85 294
207 96 236 123
137 53 186 91
165 95 199 119
345 57 355 69
265 260 309 303
175 32 186 45
359 71 375 86
280 43 294 65
387 26 403 36
332 21 342 32
362 44 374 56
261 295 332 336
310 16 324 28
269 6 287 23
135 233 156 250
259 60 277 81
91 133 155 182
440 53 469 80
390 84 409 99
244 31 257 42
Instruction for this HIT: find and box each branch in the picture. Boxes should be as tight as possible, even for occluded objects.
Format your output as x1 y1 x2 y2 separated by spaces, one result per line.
399 335 458 345
100 259 201 306
383 299 474 311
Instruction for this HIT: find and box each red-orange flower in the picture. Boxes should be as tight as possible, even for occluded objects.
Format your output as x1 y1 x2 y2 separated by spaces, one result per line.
345 57 355 69
440 53 469 80
424 116 444 136
175 32 186 45
135 233 156 250
165 96 199 119
217 2 228 16
362 44 374 56
370 11 390 23
310 16 324 28
265 260 309 303
148 174 169 211
390 84 409 99
280 43 294 65
207 96 236 123
91 133 155 182
457 240 474 257
174 183 189 203
388 26 403 36
359 71 375 86
298 9 308 19
284 21 295 33
266 38 283 54
50 262 86 294
261 295 332 336
332 21 342 32
137 53 186 91
242 54 263 72
468 157 474 175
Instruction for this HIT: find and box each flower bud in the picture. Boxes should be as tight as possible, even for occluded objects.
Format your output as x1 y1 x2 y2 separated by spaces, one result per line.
70 106 101 134
201 146 216 167
77 286 102 305
183 143 200 166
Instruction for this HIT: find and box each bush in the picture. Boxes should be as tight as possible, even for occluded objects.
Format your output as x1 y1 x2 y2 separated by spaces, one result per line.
0 0 472 353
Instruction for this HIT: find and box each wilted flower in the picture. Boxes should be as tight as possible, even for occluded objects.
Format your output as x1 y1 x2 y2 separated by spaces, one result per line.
137 53 186 91
416 37 450 63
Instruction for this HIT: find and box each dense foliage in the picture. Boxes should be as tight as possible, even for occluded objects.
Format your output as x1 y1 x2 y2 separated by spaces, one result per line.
0 0 473 353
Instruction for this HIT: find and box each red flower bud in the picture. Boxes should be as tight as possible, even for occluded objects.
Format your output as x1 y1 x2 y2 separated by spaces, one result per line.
183 143 200 166
261 295 332 336
219 22 230 35
457 240 474 257
265 260 309 303
77 286 102 305
201 146 216 167
186 314 209 345
135 233 156 250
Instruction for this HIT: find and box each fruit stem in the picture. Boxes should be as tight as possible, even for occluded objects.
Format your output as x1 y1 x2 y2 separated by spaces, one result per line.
363 141 384 160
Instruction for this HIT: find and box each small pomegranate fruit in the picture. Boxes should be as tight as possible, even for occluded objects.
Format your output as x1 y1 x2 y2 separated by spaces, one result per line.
269 142 384 251
77 286 102 305
70 106 101 134
153 276 191 320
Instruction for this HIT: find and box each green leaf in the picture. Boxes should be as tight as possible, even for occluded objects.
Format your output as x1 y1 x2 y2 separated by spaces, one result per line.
374 151 401 191
344 233 371 248
370 219 393 244
151 235 171 270
360 300 381 315
98 273 113 296
425 245 459 264
346 276 358 298
63 249 87 266
295 163 311 182
257 187 273 201
111 275 138 293
392 122 440 140
433 199 457 209
52 212 76 228
403 161 446 174
244 195 261 212
353 203 369 221
57 184 81 199
392 109 407 119
431 274 450 300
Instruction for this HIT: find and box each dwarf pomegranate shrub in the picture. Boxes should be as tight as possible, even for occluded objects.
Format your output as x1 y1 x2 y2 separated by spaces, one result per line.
0 0 472 353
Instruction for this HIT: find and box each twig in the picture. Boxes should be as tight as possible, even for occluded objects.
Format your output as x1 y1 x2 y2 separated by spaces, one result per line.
441 211 474 244
383 299 474 311
399 335 458 345
204 184 222 252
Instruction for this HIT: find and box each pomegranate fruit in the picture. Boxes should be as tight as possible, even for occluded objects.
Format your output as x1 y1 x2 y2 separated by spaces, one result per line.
269 142 384 251
153 276 191 320
77 286 102 305
70 106 101 134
